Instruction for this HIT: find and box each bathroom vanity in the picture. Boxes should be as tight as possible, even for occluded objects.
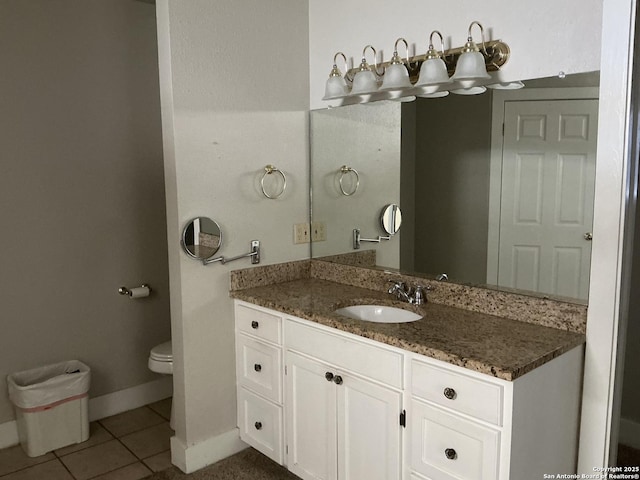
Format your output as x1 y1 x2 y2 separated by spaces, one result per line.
231 272 585 480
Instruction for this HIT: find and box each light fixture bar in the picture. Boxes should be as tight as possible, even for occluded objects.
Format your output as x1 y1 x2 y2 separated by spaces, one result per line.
344 39 510 83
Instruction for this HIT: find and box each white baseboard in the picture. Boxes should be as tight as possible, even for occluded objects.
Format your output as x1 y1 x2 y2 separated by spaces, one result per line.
170 428 248 474
89 376 173 422
619 416 640 450
0 376 173 449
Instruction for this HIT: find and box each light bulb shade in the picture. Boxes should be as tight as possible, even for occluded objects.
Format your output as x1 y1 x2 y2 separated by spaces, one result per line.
350 69 379 95
451 51 491 84
415 58 452 87
323 76 349 100
380 63 412 91
487 81 525 90
450 85 487 95
418 90 449 99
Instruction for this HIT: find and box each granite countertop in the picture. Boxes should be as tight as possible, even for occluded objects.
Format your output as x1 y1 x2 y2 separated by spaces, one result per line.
231 278 585 381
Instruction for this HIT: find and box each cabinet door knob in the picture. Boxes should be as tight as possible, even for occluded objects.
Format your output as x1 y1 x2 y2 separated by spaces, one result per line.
251 321 259 329
333 375 343 385
443 387 457 400
325 372 334 382
254 363 262 372
445 448 457 460
254 421 263 430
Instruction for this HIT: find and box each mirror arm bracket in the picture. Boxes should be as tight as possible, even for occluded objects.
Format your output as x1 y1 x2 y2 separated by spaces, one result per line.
353 229 391 249
203 240 261 265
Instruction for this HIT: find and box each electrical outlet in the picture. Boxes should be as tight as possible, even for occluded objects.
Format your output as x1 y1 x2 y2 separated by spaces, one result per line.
294 223 310 244
311 221 326 242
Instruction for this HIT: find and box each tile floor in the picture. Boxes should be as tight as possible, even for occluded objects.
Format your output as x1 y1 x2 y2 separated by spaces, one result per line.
0 398 173 480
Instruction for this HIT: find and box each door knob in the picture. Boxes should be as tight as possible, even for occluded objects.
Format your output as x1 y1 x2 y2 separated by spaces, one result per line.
333 375 343 385
443 387 457 400
254 421 263 430
254 364 262 372
445 448 457 460
325 372 334 382
251 321 259 329
584 232 593 241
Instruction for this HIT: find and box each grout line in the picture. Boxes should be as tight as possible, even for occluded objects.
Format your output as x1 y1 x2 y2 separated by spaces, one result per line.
84 458 140 480
56 456 77 480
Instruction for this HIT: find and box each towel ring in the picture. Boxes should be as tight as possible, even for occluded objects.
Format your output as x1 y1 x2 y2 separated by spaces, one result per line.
260 165 287 199
339 165 360 196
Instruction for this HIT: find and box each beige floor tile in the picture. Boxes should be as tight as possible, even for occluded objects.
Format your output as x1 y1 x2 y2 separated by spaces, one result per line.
119 423 173 460
142 450 172 472
0 459 73 480
90 462 152 480
59 439 137 480
54 421 114 456
0 445 55 476
99 407 165 438
147 398 172 421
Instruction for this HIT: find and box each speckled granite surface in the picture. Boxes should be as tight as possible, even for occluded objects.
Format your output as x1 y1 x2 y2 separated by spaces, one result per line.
230 278 585 381
310 260 587 334
230 259 310 291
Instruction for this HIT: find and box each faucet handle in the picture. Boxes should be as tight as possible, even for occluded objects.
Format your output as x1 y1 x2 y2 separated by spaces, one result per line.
412 285 430 305
387 279 405 293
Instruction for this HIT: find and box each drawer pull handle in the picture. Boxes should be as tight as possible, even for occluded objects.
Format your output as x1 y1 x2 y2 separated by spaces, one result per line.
445 448 457 460
251 321 259 329
254 421 263 430
333 375 343 385
325 372 334 382
443 387 457 400
254 364 262 372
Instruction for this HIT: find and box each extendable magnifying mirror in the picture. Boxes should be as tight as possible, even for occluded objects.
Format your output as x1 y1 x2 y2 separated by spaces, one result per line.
181 217 222 261
380 203 402 235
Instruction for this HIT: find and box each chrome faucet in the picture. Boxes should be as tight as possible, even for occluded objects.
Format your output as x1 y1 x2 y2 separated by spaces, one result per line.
387 281 428 305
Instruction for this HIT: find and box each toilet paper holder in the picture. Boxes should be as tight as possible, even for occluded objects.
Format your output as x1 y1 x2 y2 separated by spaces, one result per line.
118 284 152 298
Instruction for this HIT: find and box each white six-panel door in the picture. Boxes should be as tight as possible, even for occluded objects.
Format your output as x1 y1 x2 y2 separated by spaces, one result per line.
498 99 598 300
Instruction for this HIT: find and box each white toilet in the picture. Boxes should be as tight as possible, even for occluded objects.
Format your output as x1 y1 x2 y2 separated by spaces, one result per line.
148 341 174 428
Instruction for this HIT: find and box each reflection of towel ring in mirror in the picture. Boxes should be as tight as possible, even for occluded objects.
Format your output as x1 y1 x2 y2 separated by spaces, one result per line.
260 165 287 199
339 165 360 196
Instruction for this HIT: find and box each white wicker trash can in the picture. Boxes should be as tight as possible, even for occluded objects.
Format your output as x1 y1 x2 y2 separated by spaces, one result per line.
7 360 90 457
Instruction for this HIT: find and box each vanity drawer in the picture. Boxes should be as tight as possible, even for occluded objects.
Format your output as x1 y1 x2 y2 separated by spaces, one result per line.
235 302 282 345
285 319 403 388
236 334 282 403
410 399 499 480
411 359 503 426
238 387 283 465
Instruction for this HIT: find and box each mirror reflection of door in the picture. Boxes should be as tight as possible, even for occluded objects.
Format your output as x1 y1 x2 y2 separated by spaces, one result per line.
489 99 598 301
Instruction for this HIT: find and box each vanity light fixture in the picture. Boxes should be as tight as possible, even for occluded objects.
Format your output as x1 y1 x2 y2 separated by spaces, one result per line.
414 30 452 97
450 21 492 87
322 52 351 100
487 80 525 90
380 38 415 102
322 21 511 104
349 45 383 98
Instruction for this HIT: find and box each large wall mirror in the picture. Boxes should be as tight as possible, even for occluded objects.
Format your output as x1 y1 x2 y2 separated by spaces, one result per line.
310 71 599 304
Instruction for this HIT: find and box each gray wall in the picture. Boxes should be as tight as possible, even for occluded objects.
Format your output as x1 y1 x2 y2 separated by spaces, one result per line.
0 1 170 424
413 94 493 284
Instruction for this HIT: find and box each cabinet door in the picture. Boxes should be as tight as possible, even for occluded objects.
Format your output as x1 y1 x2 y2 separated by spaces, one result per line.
337 374 402 480
286 351 337 480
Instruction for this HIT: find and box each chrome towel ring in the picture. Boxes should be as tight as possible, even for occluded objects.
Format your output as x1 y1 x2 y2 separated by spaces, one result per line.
260 165 287 199
339 165 360 196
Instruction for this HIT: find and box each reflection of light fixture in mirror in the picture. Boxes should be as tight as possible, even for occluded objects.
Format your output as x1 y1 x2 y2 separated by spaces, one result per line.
450 86 487 95
323 52 351 100
451 21 491 87
415 30 452 94
349 45 382 98
381 38 415 102
487 81 525 90
419 90 450 99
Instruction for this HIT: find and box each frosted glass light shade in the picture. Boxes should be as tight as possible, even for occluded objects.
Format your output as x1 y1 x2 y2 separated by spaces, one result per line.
450 85 487 95
380 63 412 91
451 50 490 87
350 69 378 95
323 76 349 100
487 81 525 90
418 90 449 98
415 58 452 87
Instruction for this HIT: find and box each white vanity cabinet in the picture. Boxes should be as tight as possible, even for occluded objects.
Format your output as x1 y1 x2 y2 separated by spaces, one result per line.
285 318 404 480
233 300 584 480
234 302 285 464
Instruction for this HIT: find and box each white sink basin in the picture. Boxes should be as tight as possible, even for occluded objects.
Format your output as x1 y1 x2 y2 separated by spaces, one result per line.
334 305 421 323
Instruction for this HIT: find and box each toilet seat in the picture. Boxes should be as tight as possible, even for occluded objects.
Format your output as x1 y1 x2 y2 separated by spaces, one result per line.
148 341 173 374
